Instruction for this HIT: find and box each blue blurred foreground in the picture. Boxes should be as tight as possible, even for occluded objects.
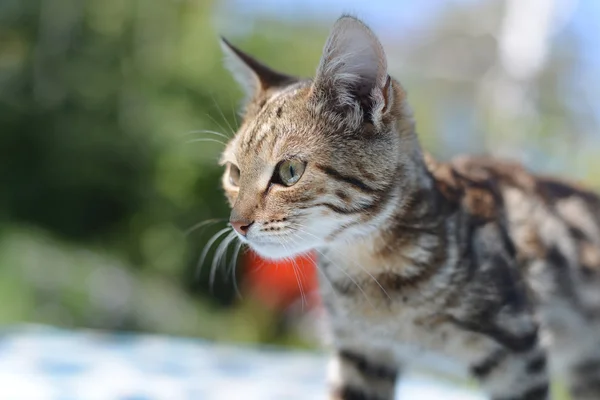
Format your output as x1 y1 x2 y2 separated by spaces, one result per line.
0 326 483 400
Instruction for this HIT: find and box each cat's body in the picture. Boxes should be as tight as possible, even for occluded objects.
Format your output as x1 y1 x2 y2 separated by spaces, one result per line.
218 16 600 400
321 154 600 400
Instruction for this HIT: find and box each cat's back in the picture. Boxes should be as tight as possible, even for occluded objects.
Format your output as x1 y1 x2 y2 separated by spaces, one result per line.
450 154 600 220
428 153 600 283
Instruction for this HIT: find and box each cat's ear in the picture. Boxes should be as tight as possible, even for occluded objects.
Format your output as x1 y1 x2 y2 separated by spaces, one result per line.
220 37 295 105
313 16 392 123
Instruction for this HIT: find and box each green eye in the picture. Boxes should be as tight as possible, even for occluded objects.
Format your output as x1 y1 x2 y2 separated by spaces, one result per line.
228 163 240 186
276 159 305 187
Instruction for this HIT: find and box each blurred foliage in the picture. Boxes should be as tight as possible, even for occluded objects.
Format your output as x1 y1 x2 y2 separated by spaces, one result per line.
0 0 328 342
0 0 599 364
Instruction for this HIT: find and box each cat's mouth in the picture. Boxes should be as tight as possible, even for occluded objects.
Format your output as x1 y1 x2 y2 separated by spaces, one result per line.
230 218 325 260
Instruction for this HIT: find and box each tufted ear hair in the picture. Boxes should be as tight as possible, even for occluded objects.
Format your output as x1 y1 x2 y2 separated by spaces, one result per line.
313 16 392 124
220 37 297 109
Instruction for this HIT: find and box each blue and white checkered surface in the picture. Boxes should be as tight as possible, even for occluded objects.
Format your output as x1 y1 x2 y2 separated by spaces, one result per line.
0 325 482 399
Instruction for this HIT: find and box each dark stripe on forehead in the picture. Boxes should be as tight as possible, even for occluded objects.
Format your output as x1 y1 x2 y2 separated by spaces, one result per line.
242 123 268 152
241 82 308 152
248 124 274 153
240 106 278 152
241 129 257 152
315 164 377 193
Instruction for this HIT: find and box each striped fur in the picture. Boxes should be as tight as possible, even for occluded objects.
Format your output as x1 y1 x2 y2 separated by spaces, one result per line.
218 15 600 400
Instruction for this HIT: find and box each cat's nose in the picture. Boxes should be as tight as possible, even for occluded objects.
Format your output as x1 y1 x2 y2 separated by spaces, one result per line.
230 218 254 237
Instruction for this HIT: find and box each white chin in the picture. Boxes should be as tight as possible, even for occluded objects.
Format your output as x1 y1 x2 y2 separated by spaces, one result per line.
250 243 309 261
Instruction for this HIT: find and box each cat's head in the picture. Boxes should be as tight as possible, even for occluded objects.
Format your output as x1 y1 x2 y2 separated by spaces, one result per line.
219 16 415 260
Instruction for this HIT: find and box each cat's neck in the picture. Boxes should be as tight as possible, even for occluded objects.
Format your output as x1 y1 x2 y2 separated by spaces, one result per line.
375 126 449 240
324 131 453 278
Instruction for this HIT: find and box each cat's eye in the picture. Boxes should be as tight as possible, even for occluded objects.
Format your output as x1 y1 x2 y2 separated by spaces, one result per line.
228 163 240 187
274 159 306 187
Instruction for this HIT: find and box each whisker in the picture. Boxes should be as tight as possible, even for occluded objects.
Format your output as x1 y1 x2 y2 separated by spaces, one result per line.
316 249 376 309
184 218 227 237
290 248 307 311
247 255 270 276
284 222 375 307
228 240 244 298
286 230 338 302
277 236 306 310
313 263 338 299
210 93 237 137
209 231 237 292
183 129 230 140
293 260 308 310
292 261 306 310
205 112 232 138
228 97 240 131
196 227 232 279
186 138 227 146
289 221 391 301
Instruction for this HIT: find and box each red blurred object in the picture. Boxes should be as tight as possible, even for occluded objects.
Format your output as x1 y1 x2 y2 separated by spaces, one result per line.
243 250 319 311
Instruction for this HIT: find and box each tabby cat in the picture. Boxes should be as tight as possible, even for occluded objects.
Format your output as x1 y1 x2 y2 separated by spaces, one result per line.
217 15 600 400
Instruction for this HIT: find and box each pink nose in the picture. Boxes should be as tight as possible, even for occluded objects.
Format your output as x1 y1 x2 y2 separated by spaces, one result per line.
230 219 254 236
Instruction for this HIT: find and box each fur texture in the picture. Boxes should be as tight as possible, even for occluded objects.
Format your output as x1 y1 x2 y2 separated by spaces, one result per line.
218 16 600 400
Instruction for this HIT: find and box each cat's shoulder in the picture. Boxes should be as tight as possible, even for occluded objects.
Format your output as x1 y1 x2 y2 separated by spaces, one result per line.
423 152 600 219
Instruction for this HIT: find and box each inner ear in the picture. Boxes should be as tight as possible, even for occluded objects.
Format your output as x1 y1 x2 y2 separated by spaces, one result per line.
354 78 386 124
313 16 389 121
380 75 392 114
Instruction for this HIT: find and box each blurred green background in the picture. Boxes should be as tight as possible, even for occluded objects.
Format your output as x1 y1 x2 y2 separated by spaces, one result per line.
1 0 599 347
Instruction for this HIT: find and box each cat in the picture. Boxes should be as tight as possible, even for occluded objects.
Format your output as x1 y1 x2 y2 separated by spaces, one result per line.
217 15 600 400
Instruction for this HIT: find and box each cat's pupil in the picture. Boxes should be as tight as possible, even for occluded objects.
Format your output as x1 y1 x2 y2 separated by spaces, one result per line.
274 159 305 187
